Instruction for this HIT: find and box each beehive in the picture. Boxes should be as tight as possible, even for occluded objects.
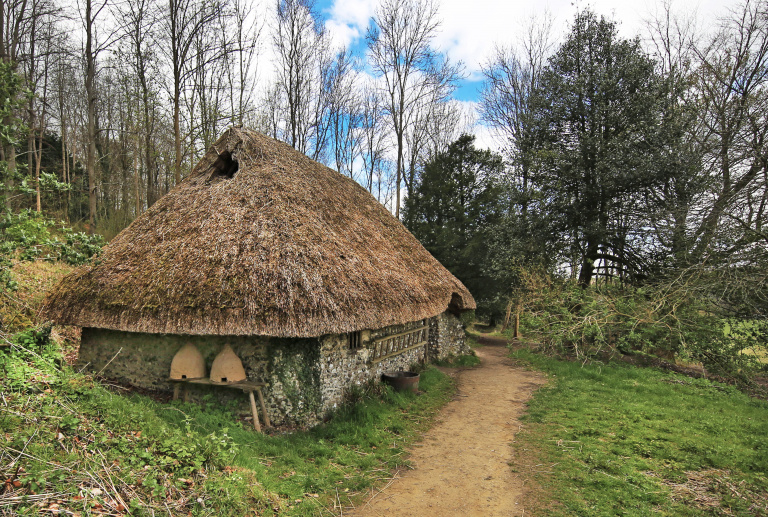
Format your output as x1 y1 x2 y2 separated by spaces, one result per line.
169 344 206 380
210 344 246 383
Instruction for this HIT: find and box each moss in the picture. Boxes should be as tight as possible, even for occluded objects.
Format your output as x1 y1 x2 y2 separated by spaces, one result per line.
267 338 322 424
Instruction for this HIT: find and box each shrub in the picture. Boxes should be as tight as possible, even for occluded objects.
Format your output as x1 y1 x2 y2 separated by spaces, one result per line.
0 209 104 265
514 271 767 380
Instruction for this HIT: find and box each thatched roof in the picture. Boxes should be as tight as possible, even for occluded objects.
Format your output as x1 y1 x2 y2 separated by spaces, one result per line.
42 128 474 337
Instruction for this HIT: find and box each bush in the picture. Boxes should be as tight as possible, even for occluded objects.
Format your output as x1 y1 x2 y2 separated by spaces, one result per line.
0 209 104 265
514 271 767 380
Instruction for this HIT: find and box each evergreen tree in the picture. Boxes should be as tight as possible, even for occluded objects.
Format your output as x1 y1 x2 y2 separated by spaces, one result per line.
403 134 504 319
530 10 666 286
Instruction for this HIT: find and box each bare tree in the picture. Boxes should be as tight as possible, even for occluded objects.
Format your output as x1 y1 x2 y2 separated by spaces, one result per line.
359 82 389 198
366 0 461 218
272 0 328 155
324 48 360 177
82 0 113 230
161 0 221 185
479 13 554 217
643 0 703 267
224 0 263 126
116 0 162 208
686 0 768 263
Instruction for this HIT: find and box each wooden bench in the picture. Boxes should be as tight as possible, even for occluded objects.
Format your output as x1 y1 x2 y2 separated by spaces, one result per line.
168 378 271 432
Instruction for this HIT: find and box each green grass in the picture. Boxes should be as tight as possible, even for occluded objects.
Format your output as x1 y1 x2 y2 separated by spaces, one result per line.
432 350 481 367
0 336 455 516
512 349 768 516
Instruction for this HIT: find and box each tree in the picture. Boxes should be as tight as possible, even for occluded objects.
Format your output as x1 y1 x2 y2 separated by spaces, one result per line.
359 82 389 200
480 13 553 226
115 0 161 209
162 0 221 186
83 0 111 230
684 0 768 265
530 10 666 286
224 0 262 127
643 1 704 269
366 0 461 218
0 61 27 208
272 0 328 155
403 134 504 317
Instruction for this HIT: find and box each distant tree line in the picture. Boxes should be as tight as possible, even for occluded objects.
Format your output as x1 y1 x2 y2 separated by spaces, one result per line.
0 0 467 236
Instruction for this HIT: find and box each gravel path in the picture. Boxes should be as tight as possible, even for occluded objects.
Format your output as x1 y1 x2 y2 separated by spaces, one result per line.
349 338 546 516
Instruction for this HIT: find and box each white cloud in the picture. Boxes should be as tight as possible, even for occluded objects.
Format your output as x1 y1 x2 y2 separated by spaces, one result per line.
326 0 378 27
325 19 363 49
321 0 740 81
432 0 736 78
323 0 377 48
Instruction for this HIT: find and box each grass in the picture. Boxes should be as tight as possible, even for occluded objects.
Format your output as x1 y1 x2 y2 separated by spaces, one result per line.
432 350 481 368
0 335 456 516
0 260 73 335
511 349 768 516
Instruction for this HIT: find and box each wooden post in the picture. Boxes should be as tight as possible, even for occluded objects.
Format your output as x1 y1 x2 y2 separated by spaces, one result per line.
502 300 514 331
256 388 270 427
173 384 180 400
248 391 262 432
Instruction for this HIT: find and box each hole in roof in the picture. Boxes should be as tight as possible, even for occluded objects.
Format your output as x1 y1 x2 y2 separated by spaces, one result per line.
448 293 464 314
207 150 239 183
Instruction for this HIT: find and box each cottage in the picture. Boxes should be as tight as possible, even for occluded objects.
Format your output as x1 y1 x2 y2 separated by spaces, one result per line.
41 128 474 426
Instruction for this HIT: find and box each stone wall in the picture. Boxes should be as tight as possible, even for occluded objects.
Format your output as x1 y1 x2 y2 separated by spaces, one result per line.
428 311 469 359
78 311 468 427
317 319 429 415
78 329 321 426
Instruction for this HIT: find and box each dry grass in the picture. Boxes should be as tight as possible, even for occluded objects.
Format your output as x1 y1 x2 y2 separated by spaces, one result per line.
660 469 768 516
42 129 474 338
1 260 73 336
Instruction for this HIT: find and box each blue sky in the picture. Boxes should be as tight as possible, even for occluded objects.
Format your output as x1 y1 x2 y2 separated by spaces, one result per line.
310 0 738 105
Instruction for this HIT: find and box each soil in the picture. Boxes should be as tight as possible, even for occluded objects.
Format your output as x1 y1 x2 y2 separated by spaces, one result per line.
348 335 547 516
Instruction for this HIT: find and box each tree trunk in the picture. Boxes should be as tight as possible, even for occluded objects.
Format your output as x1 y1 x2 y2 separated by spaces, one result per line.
173 80 181 186
85 0 98 232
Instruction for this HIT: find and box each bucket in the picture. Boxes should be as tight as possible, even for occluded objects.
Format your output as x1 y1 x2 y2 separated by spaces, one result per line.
382 371 420 392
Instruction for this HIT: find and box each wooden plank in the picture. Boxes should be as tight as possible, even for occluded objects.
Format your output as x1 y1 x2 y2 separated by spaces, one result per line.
170 378 266 389
371 325 428 344
370 341 427 364
167 378 269 433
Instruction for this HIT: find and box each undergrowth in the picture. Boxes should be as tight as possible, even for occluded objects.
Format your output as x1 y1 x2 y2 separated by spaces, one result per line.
0 210 103 267
0 328 455 516
433 351 481 368
513 273 768 381
1 210 99 335
511 349 768 516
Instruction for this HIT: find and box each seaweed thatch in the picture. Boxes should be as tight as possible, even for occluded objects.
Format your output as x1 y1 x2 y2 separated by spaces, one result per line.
41 128 474 337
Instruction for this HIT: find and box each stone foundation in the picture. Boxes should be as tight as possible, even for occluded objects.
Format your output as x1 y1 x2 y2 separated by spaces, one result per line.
78 311 469 427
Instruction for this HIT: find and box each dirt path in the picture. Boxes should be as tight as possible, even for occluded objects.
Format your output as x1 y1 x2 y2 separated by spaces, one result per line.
349 337 547 516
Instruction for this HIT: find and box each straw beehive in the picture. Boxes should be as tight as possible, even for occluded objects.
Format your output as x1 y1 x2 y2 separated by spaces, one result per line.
169 343 206 380
40 128 474 338
209 345 246 383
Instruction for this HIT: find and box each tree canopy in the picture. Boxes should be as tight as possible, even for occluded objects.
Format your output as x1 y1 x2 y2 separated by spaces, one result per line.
403 134 504 318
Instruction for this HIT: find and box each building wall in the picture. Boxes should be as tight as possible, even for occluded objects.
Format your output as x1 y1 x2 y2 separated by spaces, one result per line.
428 311 470 359
78 310 468 427
317 318 429 415
78 329 320 426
